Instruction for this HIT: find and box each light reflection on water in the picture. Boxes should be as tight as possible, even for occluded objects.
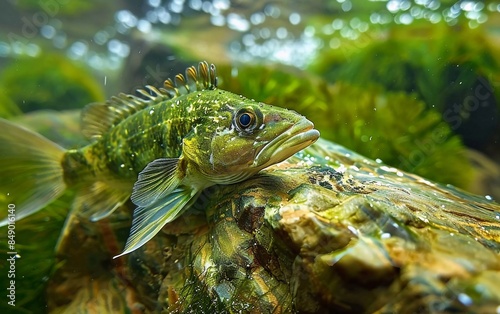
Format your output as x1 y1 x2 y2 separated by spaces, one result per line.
0 0 497 71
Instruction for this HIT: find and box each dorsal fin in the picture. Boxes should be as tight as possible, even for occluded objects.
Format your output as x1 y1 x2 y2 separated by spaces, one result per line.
81 61 218 141
160 60 217 98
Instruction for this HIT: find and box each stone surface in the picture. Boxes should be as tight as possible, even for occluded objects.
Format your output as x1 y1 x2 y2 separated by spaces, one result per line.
47 138 500 313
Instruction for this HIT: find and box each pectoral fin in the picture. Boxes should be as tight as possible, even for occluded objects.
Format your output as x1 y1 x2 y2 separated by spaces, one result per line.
114 157 194 258
131 158 182 207
114 187 199 258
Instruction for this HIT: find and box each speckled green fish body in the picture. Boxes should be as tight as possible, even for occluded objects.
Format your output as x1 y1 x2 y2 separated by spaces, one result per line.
0 61 320 257
73 88 300 183
63 90 221 187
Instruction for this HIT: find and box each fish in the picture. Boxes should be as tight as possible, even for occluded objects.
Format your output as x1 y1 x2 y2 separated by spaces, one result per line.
0 61 320 257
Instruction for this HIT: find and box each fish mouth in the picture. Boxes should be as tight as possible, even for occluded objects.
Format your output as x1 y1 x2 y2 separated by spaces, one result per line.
253 118 320 169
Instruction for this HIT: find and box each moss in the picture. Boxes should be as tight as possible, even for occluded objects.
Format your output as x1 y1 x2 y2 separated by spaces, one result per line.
310 22 500 108
179 262 229 314
309 22 500 151
0 53 105 113
218 64 474 190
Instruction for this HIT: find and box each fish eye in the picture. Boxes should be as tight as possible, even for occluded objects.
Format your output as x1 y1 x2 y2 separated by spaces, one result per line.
238 113 252 127
234 108 259 132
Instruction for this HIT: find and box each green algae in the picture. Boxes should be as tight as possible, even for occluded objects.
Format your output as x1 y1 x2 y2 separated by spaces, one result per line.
309 22 500 151
0 53 105 114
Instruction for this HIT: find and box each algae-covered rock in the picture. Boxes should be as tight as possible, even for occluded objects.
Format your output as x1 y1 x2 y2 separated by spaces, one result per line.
45 137 500 313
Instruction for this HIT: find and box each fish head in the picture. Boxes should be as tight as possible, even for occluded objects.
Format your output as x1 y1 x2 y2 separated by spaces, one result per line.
182 90 320 184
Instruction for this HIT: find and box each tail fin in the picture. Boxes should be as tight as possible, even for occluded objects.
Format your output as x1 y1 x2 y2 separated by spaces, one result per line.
0 118 67 226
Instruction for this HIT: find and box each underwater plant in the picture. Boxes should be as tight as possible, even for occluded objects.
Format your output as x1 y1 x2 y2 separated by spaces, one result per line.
0 90 22 118
0 53 105 113
309 22 500 152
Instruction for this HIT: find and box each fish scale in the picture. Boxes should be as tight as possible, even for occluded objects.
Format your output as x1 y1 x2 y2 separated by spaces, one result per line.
65 92 215 183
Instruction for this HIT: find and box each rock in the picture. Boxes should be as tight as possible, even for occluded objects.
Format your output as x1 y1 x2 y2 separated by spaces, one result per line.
47 138 500 313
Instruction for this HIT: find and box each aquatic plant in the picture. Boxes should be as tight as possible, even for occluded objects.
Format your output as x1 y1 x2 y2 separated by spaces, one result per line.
0 90 21 118
0 53 105 113
309 22 500 151
218 64 473 190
